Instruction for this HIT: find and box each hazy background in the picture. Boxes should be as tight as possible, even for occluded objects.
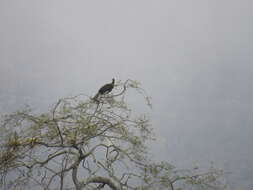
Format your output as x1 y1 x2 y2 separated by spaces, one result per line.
1 0 253 189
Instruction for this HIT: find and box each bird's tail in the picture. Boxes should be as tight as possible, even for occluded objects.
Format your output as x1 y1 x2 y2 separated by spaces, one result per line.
93 92 100 102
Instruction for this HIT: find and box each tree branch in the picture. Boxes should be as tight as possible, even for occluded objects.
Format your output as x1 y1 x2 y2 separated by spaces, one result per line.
82 176 119 190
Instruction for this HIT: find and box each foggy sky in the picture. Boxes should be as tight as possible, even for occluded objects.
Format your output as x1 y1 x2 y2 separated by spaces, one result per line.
1 1 253 189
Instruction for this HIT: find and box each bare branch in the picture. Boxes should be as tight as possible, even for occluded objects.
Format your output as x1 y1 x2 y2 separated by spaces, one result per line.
52 99 64 144
82 176 119 190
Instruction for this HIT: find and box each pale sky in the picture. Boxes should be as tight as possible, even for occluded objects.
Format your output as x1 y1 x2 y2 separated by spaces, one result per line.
1 1 253 189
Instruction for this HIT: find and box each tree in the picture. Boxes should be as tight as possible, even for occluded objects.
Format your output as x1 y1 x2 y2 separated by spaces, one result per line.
0 80 227 190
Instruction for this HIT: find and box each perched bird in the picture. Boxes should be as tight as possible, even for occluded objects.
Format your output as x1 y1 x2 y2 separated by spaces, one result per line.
93 78 115 101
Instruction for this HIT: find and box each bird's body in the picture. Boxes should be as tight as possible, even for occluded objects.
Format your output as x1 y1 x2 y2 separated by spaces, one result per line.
93 79 115 101
98 79 115 94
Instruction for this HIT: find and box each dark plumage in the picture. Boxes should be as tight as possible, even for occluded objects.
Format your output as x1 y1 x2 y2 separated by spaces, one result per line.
98 78 115 94
93 78 115 101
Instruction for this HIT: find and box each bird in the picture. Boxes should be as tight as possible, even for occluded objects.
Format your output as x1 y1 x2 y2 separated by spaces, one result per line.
93 78 115 101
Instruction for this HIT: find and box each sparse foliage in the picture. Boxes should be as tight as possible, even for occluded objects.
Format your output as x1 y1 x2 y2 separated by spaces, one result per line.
0 80 227 190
